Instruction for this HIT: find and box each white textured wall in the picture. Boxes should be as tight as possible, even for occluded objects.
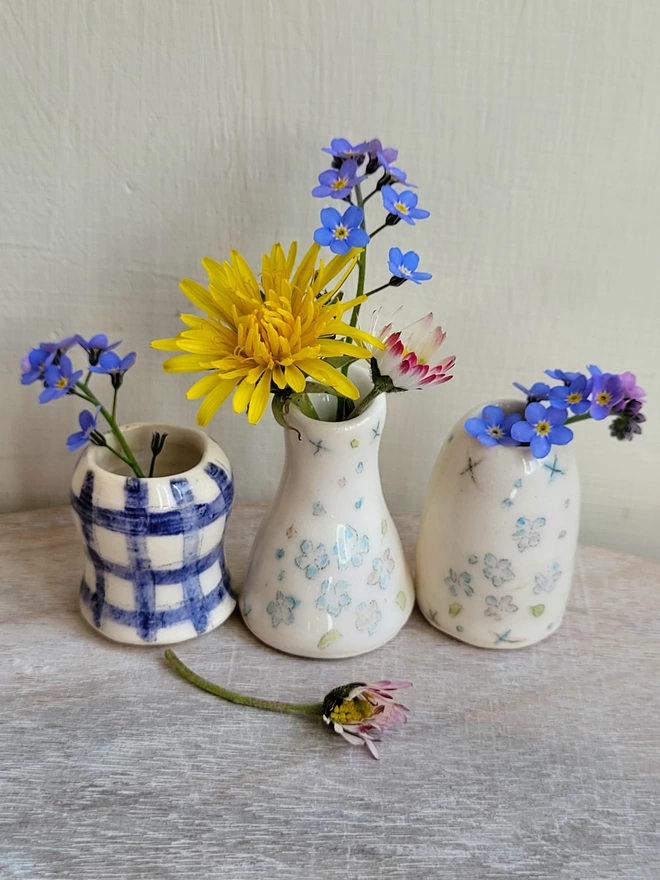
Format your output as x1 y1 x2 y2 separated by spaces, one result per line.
1 0 658 559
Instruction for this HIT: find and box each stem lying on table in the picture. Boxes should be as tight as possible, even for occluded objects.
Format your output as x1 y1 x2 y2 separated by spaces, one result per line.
164 650 324 716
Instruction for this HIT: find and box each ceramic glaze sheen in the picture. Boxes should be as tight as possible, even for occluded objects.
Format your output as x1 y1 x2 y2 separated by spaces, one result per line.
416 400 580 649
241 392 414 658
71 423 235 645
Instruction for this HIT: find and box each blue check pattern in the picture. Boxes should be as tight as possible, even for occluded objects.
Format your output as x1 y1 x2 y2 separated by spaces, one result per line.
72 462 235 642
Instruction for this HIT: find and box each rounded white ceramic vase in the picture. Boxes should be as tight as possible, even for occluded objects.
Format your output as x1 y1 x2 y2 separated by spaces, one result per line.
71 423 235 645
240 384 414 658
416 400 580 648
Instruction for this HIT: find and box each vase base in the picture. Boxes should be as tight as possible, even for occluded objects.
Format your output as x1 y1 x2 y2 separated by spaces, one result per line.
418 602 564 650
240 604 413 660
79 595 236 646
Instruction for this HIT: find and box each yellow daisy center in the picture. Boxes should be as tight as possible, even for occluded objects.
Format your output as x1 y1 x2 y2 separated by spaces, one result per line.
329 697 374 726
596 391 611 405
567 392 582 404
394 202 409 214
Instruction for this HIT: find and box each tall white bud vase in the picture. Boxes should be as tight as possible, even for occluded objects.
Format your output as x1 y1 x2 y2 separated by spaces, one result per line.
240 376 414 659
416 400 580 649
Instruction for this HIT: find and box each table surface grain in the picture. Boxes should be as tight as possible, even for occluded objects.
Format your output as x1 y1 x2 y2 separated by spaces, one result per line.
1 504 659 880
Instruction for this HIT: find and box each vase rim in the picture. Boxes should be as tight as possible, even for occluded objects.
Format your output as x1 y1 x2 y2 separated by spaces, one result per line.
84 422 227 482
285 388 387 435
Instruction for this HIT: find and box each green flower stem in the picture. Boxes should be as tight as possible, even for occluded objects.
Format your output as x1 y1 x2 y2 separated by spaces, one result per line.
338 183 369 423
350 183 368 330
304 382 343 397
367 222 388 238
74 383 145 478
565 413 592 426
290 392 320 420
83 371 92 388
164 650 324 716
111 386 119 421
362 188 380 204
350 385 383 420
364 282 392 297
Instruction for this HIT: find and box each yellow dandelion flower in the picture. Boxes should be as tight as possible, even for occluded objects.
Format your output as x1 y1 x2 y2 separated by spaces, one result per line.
152 242 382 426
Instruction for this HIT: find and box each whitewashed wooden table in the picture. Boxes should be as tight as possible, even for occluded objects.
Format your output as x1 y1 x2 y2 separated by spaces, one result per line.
1 503 659 880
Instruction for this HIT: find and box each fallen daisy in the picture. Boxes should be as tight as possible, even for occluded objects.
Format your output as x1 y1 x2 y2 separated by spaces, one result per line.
164 650 411 760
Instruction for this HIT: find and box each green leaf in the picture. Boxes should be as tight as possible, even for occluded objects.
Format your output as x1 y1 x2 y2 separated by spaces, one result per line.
448 602 463 617
529 604 545 617
318 629 343 649
350 438 359 448
395 591 406 610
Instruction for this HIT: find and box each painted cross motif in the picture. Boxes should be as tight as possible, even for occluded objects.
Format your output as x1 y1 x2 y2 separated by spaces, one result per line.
309 439 329 455
460 455 483 484
543 455 565 483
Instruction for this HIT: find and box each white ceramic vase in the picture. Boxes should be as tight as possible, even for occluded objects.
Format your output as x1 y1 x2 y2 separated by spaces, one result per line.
240 377 414 659
71 423 235 645
416 399 580 648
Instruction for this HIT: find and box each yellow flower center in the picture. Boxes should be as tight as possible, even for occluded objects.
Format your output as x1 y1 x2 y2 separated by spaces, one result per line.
596 391 610 405
329 697 374 726
333 225 349 240
394 202 408 214
331 177 348 190
567 392 582 404
536 420 550 436
56 377 68 389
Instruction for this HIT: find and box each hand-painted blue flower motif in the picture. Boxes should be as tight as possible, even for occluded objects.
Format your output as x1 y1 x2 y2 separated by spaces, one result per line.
316 578 351 617
367 549 395 589
66 406 101 452
588 370 624 420
388 248 431 284
75 333 121 366
333 525 370 569
510 403 573 459
294 539 330 579
512 381 550 402
465 405 522 447
39 355 84 403
381 186 430 225
313 206 370 256
533 563 562 595
483 553 515 587
322 138 368 162
20 348 55 385
267 591 300 626
312 502 326 516
545 369 582 384
275 548 285 559
444 568 474 597
512 516 546 551
484 594 518 619
548 374 591 415
89 350 137 383
355 600 382 635
312 159 368 199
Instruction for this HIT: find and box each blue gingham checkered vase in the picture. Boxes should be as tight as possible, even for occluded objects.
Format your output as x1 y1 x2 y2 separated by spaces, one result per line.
71 433 235 645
